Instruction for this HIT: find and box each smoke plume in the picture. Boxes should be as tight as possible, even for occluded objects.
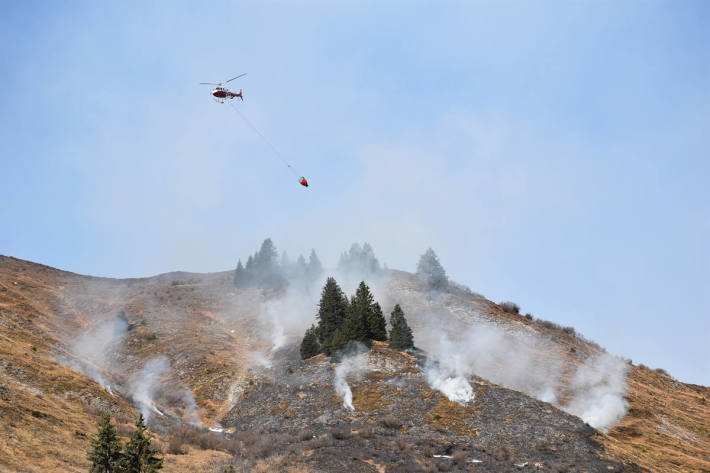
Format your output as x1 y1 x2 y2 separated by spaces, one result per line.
565 353 629 432
131 356 170 421
333 343 369 411
423 359 474 404
129 356 202 426
421 322 628 431
69 313 128 393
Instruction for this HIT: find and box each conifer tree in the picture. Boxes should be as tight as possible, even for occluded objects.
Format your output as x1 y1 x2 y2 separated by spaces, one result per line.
307 249 324 282
388 304 414 350
120 413 163 473
342 295 370 347
300 325 320 359
234 260 245 287
367 302 388 342
328 327 350 354
416 248 448 292
349 281 374 332
315 277 349 355
88 412 122 473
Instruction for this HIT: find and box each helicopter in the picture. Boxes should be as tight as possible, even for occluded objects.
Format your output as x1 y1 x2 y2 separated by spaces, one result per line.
200 73 246 103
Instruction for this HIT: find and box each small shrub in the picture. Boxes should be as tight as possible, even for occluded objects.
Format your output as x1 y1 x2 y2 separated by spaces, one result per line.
561 326 576 336
493 446 514 462
422 444 435 457
451 450 467 466
570 347 576 353
145 333 157 341
380 416 402 429
357 427 374 438
249 436 280 459
434 458 453 472
331 427 351 440
524 313 533 320
654 367 670 377
394 437 411 452
166 435 186 455
30 410 48 418
298 428 314 441
499 301 520 314
305 435 332 449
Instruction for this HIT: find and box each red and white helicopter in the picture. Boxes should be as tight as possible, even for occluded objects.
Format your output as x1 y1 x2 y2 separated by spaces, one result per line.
200 73 246 103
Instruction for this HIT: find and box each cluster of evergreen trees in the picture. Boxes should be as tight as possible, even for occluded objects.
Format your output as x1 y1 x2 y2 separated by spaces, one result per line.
88 412 162 473
300 277 413 359
337 242 383 279
234 238 323 290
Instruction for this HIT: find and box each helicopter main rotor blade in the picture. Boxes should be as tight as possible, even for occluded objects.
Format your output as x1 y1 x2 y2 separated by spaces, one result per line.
225 73 247 83
200 82 220 85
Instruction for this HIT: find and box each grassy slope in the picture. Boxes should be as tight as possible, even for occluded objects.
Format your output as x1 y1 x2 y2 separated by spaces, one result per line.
0 255 708 472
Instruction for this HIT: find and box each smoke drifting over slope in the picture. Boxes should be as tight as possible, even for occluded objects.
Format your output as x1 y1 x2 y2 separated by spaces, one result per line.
131 356 169 421
129 356 202 426
421 323 628 431
69 313 128 393
566 353 629 430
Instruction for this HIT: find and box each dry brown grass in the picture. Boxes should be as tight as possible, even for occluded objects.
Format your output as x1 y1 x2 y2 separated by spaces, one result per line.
425 398 479 437
600 365 710 473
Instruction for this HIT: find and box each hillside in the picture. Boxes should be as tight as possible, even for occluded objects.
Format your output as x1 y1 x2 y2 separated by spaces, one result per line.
0 255 708 472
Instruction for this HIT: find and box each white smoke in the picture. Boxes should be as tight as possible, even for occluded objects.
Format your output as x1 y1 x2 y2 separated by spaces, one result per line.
259 284 318 351
421 323 628 431
248 350 273 369
70 314 128 392
422 324 561 402
131 356 170 422
181 391 203 427
565 353 629 432
424 360 474 404
129 356 203 426
333 343 369 411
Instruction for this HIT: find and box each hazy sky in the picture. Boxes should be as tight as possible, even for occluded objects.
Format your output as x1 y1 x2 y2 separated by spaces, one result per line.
1 1 708 384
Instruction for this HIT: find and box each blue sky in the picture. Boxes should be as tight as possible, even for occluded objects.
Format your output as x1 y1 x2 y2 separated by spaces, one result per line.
1 1 708 384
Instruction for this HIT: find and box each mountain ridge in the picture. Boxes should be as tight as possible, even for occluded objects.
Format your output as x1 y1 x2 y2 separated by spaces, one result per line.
0 255 707 472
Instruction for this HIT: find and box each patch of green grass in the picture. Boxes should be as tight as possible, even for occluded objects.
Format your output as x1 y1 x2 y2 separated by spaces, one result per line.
31 410 48 418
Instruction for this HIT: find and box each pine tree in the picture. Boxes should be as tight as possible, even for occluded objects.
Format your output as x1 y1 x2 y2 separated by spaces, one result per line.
342 295 370 347
328 327 350 354
315 277 349 355
349 281 387 341
120 413 163 473
367 302 388 341
338 242 382 277
254 238 286 289
361 243 381 274
234 260 245 287
88 412 122 473
300 325 320 359
416 248 448 292
255 238 279 270
388 304 414 350
307 249 323 282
